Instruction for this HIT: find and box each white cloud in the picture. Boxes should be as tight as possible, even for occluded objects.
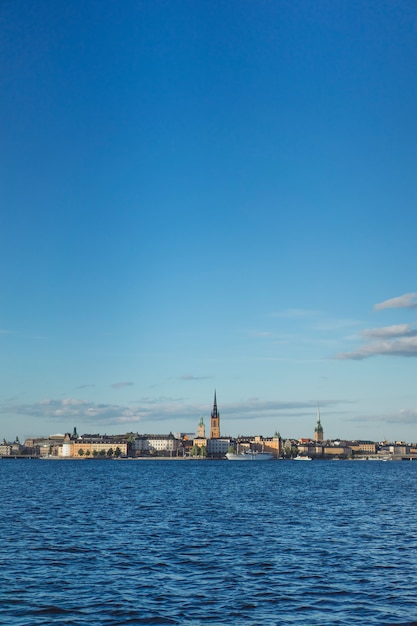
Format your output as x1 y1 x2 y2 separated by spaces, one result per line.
397 409 417 423
337 336 417 360
349 409 417 425
374 292 417 311
335 293 417 360
361 324 417 339
223 399 323 418
111 382 134 389
1 396 347 430
1 398 142 424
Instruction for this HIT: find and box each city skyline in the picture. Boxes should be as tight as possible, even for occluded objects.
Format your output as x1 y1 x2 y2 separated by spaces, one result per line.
1 1 417 442
2 380 417 445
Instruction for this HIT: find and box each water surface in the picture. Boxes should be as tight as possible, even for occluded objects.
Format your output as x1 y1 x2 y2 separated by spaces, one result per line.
1 459 417 624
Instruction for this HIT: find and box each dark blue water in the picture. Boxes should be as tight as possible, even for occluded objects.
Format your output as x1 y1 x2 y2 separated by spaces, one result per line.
1 459 417 625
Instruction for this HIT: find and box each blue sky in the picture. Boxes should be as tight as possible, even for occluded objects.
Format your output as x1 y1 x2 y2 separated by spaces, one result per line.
1 0 417 442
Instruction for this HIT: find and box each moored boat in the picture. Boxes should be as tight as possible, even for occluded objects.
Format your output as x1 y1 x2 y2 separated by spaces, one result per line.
225 451 274 461
293 455 312 461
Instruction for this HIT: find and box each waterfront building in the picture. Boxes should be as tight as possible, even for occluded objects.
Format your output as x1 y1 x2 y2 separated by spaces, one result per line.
190 418 208 455
61 439 128 457
210 391 221 439
0 444 12 456
21 434 66 456
389 443 408 456
348 441 377 456
314 405 324 442
192 436 207 453
61 436 72 457
323 445 352 458
132 433 180 456
235 434 282 457
1 437 22 455
206 437 231 458
297 441 323 458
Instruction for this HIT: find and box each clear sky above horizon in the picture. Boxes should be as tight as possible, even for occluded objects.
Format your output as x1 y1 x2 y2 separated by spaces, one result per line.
1 0 417 442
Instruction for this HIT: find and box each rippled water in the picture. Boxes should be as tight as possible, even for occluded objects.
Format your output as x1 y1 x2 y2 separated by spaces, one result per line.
1 459 417 625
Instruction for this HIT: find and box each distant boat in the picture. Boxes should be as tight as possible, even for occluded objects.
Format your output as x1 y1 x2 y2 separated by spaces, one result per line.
293 455 312 461
225 451 274 461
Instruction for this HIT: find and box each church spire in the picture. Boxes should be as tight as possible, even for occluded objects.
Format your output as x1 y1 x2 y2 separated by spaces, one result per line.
210 390 220 439
314 402 323 442
197 416 205 438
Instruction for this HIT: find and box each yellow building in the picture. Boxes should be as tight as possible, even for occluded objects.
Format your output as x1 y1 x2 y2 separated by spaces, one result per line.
251 434 281 456
349 441 377 455
193 437 207 450
60 441 128 457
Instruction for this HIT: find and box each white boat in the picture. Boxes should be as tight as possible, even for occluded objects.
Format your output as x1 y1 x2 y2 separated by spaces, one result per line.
293 455 312 461
225 451 274 461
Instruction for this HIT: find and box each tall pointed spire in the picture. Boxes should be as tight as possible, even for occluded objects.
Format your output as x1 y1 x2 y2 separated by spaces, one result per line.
210 390 220 439
314 402 323 442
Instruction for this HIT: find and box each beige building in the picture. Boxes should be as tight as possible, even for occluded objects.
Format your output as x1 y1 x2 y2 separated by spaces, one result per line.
133 433 180 456
61 440 128 457
323 446 351 457
349 441 377 455
240 434 281 457
192 437 207 450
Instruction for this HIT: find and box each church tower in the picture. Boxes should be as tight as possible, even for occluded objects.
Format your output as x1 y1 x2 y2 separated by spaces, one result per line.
314 404 323 442
210 391 221 439
197 417 205 438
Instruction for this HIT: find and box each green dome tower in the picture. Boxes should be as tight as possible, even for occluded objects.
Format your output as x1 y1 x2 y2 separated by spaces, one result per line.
314 404 324 442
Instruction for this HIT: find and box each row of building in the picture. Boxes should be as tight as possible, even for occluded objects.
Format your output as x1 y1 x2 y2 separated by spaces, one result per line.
2 393 417 460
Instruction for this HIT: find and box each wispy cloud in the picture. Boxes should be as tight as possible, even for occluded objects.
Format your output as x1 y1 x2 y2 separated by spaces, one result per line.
398 409 417 423
349 408 417 425
249 331 275 338
179 374 213 381
337 336 417 360
77 384 96 389
374 292 417 311
336 293 417 360
111 382 134 389
1 396 348 430
135 396 185 404
313 318 363 332
1 398 153 427
222 398 334 419
361 324 417 340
